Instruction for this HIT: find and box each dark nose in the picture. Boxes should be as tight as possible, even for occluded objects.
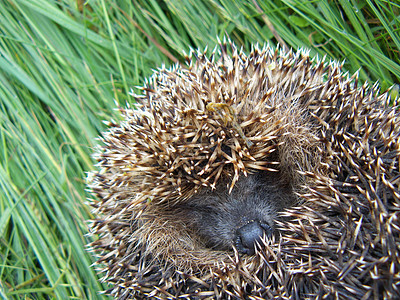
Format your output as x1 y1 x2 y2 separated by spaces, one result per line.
235 221 272 255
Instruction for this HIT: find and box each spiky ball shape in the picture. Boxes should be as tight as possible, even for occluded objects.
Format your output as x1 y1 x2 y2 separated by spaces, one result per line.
88 40 400 299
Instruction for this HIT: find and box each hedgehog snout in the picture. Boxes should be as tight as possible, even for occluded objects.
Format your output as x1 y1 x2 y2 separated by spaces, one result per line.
235 221 272 255
181 171 294 253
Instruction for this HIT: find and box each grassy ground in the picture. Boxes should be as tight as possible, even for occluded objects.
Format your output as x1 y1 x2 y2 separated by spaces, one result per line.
0 0 399 299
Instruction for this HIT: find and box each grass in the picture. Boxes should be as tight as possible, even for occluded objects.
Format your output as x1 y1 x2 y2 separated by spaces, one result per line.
0 0 399 299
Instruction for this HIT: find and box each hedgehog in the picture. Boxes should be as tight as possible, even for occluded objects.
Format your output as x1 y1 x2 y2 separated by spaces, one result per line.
87 39 400 299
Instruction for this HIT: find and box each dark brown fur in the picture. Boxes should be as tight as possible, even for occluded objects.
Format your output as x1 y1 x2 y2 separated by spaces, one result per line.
169 170 295 251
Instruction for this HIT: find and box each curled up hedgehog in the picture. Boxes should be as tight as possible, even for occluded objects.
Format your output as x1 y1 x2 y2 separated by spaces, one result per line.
87 39 400 299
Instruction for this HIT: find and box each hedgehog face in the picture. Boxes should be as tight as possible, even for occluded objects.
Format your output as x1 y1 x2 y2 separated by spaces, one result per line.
174 171 295 254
